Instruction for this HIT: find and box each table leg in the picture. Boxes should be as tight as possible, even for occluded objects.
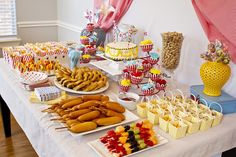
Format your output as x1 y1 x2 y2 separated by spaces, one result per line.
0 95 11 137
222 147 236 157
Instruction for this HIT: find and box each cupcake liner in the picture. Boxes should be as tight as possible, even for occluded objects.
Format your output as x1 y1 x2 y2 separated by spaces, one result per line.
80 39 89 45
143 63 152 71
140 44 153 52
150 74 161 81
119 85 130 92
156 83 166 91
142 88 155 96
85 47 97 55
82 58 90 63
131 75 143 84
123 72 131 79
126 64 137 72
146 57 159 65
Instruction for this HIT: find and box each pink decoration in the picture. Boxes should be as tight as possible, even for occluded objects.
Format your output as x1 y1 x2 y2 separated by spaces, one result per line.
119 85 130 92
192 0 236 63
142 88 155 96
94 0 133 32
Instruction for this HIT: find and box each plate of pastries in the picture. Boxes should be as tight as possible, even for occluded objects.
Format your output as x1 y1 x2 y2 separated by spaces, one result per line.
54 66 109 94
43 95 139 136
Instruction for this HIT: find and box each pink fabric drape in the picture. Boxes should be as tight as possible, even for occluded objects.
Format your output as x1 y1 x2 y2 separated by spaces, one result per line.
192 0 236 63
94 0 133 32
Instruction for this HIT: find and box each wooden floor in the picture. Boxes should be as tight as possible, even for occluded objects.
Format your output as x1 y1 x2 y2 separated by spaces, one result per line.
0 113 38 157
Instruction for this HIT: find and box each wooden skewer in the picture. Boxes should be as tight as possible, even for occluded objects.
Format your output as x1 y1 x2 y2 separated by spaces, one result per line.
55 127 68 130
50 118 63 121
42 109 52 112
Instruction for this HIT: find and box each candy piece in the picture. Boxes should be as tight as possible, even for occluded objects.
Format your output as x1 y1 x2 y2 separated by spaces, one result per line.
135 134 140 140
139 142 147 149
124 125 130 131
119 136 127 144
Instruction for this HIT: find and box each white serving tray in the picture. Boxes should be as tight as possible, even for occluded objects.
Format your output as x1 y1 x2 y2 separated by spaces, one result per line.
54 79 109 95
88 134 168 157
90 60 123 76
67 109 139 136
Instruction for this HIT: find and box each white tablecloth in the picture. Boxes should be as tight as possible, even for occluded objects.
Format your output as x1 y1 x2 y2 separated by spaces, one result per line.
0 59 236 157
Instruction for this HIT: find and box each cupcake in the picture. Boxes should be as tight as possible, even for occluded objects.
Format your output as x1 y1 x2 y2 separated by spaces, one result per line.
89 35 98 46
140 39 153 52
119 79 131 92
82 54 91 63
149 68 161 81
137 64 144 72
85 45 97 55
130 71 143 85
141 82 155 96
80 36 89 45
122 69 130 79
142 60 152 72
86 23 95 32
125 60 137 72
146 52 159 65
156 79 167 91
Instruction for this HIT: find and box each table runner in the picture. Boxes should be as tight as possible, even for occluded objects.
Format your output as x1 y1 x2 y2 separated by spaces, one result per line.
0 58 235 157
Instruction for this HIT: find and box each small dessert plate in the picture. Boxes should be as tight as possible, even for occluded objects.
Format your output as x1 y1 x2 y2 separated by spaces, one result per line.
20 71 48 85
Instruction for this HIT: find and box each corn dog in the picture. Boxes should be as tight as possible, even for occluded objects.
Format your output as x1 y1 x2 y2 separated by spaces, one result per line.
68 109 91 119
102 102 125 113
95 117 122 126
78 110 100 121
59 97 80 106
103 109 125 121
82 95 103 101
66 119 80 127
101 95 109 102
62 98 83 109
69 122 97 133
76 100 101 110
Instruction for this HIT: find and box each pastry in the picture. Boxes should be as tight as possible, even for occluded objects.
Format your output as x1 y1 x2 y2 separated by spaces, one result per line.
55 66 108 92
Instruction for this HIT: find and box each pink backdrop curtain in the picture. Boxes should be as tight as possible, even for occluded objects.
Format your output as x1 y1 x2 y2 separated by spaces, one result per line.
192 0 236 63
94 0 133 32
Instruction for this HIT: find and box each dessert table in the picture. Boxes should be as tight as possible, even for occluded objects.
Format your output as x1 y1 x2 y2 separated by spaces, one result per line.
0 58 236 157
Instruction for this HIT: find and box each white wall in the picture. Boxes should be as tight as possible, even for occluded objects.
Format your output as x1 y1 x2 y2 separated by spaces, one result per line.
57 0 93 42
16 0 58 43
44 0 236 97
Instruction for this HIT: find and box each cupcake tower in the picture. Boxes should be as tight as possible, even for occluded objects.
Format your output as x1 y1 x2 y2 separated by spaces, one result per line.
120 59 167 97
100 120 158 157
79 11 98 62
136 90 223 139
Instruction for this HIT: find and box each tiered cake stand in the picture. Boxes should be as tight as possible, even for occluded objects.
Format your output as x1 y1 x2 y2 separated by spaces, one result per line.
90 44 168 99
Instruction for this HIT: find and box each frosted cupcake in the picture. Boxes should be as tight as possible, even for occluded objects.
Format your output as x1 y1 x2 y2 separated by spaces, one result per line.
125 60 137 72
141 82 155 96
80 36 89 45
85 45 96 55
142 60 152 72
82 54 91 63
146 52 159 65
86 23 95 32
130 71 143 85
149 68 161 81
122 69 130 79
156 79 167 91
119 79 131 92
140 39 153 52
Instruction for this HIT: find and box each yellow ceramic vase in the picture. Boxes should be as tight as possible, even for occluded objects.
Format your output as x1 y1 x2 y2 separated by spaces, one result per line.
200 62 231 97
